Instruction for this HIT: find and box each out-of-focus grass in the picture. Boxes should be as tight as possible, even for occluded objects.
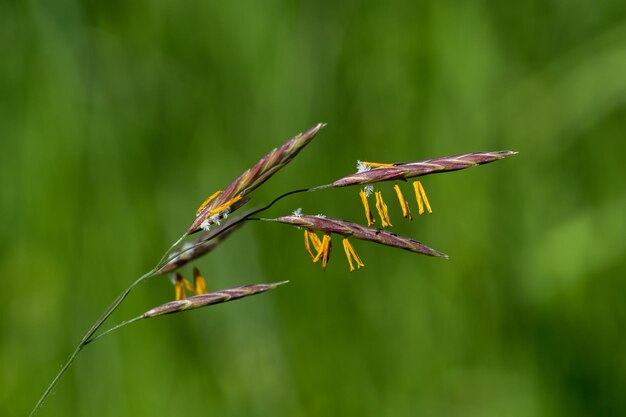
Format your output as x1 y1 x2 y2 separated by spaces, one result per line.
2 1 626 416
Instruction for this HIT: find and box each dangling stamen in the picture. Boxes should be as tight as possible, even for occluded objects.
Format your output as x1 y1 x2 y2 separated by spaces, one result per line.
304 230 323 260
309 231 323 252
312 233 332 270
196 190 222 214
413 181 432 215
359 190 375 226
342 238 365 271
321 234 331 270
175 273 187 300
374 191 393 228
304 230 315 259
418 181 432 214
393 184 412 221
193 267 208 295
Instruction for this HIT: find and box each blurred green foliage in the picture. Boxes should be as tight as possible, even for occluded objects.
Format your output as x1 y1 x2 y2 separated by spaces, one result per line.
2 0 626 416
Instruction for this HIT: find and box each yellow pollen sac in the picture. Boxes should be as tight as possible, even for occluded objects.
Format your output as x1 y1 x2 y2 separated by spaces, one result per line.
359 190 375 226
413 181 433 215
196 190 222 214
208 195 243 216
374 191 393 228
393 184 412 221
312 233 332 270
175 273 188 300
304 229 323 260
342 238 365 271
193 267 208 295
363 161 396 168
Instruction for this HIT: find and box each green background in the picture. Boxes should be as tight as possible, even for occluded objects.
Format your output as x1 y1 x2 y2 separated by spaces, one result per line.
2 1 626 416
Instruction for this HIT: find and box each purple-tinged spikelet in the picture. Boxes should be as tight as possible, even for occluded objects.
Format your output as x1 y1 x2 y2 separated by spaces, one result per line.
189 123 325 233
276 214 448 258
328 151 517 188
143 281 289 318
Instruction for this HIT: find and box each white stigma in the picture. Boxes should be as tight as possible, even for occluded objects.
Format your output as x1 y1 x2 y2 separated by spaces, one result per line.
356 160 371 173
364 184 375 197
209 213 221 226
293 208 303 217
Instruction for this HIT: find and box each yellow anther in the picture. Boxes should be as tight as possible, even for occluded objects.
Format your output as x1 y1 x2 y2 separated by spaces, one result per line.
304 229 326 261
342 238 365 271
374 191 393 228
393 184 412 221
175 273 188 300
412 181 432 215
304 230 318 260
309 231 323 252
359 190 375 226
208 194 243 216
196 190 222 214
193 267 208 295
312 233 332 270
362 161 395 168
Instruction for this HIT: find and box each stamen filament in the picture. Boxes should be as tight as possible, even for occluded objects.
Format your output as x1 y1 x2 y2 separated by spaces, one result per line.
359 190 375 226
374 191 393 228
196 190 222 214
342 238 365 271
393 184 412 221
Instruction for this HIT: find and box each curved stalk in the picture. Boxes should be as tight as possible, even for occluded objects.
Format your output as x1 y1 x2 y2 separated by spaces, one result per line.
31 187 313 416
29 269 157 417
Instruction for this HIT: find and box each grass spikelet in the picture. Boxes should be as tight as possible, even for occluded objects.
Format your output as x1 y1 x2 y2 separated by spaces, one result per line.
327 151 517 188
275 214 448 259
143 281 289 317
189 123 325 233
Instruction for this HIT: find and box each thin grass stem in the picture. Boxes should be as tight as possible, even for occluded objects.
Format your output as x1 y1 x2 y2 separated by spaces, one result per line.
84 316 143 346
29 269 157 417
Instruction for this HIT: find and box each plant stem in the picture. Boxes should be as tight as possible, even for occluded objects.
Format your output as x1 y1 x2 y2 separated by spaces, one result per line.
31 188 312 416
84 316 144 346
29 270 156 417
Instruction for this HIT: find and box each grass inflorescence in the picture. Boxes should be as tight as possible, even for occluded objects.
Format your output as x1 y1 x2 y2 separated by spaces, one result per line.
30 123 516 416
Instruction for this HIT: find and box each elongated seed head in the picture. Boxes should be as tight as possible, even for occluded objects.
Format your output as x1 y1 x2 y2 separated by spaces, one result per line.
143 281 289 318
328 151 517 188
276 214 448 258
189 123 326 233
